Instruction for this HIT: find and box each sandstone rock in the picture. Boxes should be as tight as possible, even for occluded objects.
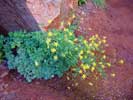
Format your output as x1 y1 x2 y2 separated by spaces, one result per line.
0 0 78 33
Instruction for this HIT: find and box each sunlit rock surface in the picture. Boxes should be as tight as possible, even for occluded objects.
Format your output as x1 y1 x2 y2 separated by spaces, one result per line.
0 0 77 32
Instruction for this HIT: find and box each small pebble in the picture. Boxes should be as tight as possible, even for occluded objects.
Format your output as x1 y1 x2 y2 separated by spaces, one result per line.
75 82 79 86
118 59 124 65
67 86 71 90
88 82 93 86
111 73 116 77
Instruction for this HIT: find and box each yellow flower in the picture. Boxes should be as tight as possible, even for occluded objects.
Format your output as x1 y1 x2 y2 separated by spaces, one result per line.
72 14 76 19
102 39 106 44
103 55 106 59
87 50 91 54
101 65 105 69
51 48 56 53
60 21 64 26
48 20 52 24
83 40 87 44
46 38 51 44
89 43 93 47
82 64 90 70
64 28 69 32
79 70 83 74
35 61 39 67
81 63 84 67
69 32 73 36
94 43 99 48
79 55 83 60
89 36 96 41
48 32 52 37
72 68 76 71
74 38 78 42
53 55 58 60
91 67 95 72
95 76 98 80
99 62 103 65
90 52 95 56
82 74 86 79
92 62 96 67
118 59 124 64
106 63 111 67
53 42 58 47
98 41 102 45
80 50 84 55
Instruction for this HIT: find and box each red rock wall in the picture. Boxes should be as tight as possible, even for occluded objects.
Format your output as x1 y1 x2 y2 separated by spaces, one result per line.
0 0 78 33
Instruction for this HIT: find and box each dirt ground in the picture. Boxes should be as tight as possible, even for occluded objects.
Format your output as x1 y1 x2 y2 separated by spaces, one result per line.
0 0 133 100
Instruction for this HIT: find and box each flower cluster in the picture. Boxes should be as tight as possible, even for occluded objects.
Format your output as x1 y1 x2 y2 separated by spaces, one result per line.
71 34 111 80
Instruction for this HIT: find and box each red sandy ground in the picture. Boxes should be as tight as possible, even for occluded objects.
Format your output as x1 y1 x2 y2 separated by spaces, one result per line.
0 0 133 100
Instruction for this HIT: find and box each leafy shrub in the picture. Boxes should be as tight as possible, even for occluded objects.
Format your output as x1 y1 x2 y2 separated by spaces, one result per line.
4 27 80 82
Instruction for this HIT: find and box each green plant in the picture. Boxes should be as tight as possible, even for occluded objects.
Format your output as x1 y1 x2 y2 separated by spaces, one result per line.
3 25 111 82
92 0 106 7
78 0 87 6
4 26 80 82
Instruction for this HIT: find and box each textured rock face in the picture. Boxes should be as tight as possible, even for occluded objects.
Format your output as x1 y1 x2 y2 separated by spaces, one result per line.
0 0 77 33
